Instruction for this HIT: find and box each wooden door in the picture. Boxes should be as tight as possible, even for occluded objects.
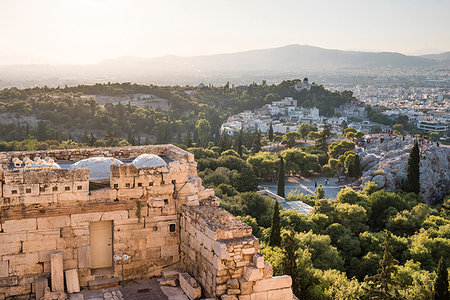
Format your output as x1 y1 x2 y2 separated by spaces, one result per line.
90 221 113 269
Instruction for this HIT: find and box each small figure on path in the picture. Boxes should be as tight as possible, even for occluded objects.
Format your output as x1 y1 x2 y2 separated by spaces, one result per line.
314 181 317 189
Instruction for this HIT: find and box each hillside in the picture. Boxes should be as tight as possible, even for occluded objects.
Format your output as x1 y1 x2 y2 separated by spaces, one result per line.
422 51 450 61
0 45 445 89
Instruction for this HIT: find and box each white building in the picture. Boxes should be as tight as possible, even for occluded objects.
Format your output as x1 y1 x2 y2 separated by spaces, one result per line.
416 121 449 132
295 78 312 91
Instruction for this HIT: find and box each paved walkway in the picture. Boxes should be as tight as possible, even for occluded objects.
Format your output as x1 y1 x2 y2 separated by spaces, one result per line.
260 176 343 199
69 279 188 300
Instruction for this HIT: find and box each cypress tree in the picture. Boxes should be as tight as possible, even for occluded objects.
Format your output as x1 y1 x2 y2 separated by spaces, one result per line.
363 232 400 299
185 131 193 147
406 141 420 194
277 156 285 198
235 129 243 157
434 257 449 300
269 201 281 246
252 131 262 153
269 123 274 142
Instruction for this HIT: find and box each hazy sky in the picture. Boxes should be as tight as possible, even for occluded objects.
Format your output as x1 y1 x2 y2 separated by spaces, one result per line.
1 0 449 64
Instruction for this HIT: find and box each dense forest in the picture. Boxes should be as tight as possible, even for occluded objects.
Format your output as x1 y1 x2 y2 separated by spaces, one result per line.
186 134 449 300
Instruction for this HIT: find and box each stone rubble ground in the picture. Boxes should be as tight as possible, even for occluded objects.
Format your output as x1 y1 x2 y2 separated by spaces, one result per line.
68 278 189 300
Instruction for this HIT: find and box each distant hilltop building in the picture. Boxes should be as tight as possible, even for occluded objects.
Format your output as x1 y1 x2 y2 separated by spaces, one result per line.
294 77 315 91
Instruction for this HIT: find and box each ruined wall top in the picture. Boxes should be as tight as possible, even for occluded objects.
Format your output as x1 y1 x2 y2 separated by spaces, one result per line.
0 144 194 169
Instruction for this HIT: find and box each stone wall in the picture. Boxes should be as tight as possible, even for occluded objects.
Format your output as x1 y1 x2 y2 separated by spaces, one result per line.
0 145 214 299
0 144 194 169
0 144 292 299
180 205 293 299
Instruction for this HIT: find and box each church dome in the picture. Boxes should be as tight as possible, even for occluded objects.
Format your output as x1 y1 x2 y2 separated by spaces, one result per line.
303 77 309 83
71 157 123 179
131 154 167 168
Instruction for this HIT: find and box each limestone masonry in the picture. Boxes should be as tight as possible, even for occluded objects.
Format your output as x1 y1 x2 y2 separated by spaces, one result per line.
0 145 292 299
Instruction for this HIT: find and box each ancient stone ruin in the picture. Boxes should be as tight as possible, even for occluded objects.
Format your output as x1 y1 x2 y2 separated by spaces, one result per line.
0 145 293 299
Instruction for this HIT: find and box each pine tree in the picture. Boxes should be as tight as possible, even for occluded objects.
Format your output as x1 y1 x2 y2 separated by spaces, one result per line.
269 123 274 142
405 141 420 194
269 201 281 246
433 257 449 300
277 156 285 198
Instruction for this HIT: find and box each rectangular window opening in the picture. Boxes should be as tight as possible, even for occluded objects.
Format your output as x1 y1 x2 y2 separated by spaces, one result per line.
164 199 168 205
149 182 153 186
11 190 17 195
77 186 82 190
26 188 31 194
65 186 70 191
125 183 131 188
113 184 118 189
169 223 176 233
40 187 45 192
137 182 142 187
53 186 58 192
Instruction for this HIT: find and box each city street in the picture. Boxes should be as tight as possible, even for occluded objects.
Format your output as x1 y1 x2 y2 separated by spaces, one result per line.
260 176 343 199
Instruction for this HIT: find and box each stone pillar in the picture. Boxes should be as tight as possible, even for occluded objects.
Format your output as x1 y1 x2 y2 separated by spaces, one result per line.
50 251 64 292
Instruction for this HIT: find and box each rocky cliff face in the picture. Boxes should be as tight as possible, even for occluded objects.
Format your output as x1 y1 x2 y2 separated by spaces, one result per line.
358 135 450 204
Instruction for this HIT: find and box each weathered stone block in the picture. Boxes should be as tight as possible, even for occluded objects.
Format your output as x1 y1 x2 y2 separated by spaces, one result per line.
179 273 201 300
2 218 36 233
50 251 64 292
262 262 273 279
77 246 91 269
253 254 264 269
267 288 293 300
213 241 230 260
101 210 128 221
23 238 57 253
239 278 253 295
0 262 8 278
0 242 21 255
244 266 263 282
221 295 238 300
65 269 80 293
252 276 292 292
35 277 48 300
117 188 143 200
37 216 71 230
227 278 239 289
70 212 102 226
250 292 267 300
161 245 179 257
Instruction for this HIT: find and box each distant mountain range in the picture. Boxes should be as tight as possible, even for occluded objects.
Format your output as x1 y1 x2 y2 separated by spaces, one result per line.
0 45 448 88
97 44 443 72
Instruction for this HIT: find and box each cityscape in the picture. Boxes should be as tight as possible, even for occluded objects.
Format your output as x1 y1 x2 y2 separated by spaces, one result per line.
0 1 449 300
